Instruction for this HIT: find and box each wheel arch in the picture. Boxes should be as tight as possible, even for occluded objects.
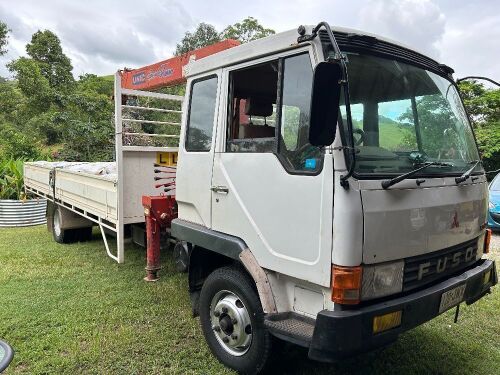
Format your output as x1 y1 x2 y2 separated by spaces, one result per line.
172 219 277 316
188 246 234 316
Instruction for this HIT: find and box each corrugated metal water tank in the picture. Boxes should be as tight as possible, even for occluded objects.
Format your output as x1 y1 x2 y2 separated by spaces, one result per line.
0 199 47 227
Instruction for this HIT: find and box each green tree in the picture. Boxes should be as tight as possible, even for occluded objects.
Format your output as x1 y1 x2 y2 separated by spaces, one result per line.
0 29 117 159
474 122 500 172
77 74 113 97
175 23 221 55
397 82 500 172
0 122 44 160
6 30 77 145
0 79 24 124
0 21 9 56
6 57 65 144
7 57 53 112
459 80 500 171
58 75 115 161
399 94 465 158
25 30 75 91
221 17 275 43
459 81 500 124
174 17 275 56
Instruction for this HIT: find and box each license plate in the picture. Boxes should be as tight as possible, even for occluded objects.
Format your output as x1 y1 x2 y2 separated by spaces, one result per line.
439 284 466 313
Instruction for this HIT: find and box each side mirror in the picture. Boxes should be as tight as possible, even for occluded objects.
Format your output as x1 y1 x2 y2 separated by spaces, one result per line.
309 62 342 146
0 340 14 372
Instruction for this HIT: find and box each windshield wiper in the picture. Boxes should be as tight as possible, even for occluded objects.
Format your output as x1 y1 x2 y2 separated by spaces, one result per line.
381 161 453 189
455 160 482 184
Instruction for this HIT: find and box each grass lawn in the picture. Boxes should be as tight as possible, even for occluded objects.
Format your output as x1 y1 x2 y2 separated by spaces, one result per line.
0 226 499 374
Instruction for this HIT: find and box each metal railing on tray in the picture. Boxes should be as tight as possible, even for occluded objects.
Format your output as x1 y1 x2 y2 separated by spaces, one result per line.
111 72 183 263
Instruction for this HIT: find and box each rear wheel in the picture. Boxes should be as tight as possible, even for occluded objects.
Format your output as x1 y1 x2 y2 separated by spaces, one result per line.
74 226 93 242
199 266 272 374
51 207 92 243
52 207 74 244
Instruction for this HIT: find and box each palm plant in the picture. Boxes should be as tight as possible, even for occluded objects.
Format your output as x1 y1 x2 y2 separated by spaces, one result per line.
0 159 25 200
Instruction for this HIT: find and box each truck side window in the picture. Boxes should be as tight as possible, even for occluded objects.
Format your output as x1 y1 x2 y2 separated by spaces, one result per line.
185 76 218 152
278 53 322 173
226 61 278 153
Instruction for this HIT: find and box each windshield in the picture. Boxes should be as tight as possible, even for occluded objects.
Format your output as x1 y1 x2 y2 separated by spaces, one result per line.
339 53 481 176
492 176 500 191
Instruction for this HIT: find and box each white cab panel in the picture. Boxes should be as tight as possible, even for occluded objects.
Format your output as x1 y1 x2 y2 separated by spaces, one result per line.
361 181 488 264
176 71 222 227
211 153 333 287
332 173 364 267
266 272 333 315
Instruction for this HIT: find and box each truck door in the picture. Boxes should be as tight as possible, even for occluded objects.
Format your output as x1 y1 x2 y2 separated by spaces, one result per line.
176 72 221 227
211 52 333 287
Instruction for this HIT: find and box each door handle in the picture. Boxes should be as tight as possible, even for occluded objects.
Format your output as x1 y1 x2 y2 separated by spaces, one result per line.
211 185 229 194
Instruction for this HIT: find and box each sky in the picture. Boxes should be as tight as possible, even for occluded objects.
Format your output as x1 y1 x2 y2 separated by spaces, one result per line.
0 0 499 82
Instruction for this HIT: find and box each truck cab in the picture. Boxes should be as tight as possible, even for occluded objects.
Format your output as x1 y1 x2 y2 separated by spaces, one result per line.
171 23 497 374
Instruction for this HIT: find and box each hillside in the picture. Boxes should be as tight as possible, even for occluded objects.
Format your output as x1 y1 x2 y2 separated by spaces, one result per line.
352 115 411 150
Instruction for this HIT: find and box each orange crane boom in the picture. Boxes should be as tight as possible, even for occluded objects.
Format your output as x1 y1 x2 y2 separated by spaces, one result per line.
120 39 240 91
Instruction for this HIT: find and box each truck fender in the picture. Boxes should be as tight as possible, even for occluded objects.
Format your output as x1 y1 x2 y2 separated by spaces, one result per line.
172 219 277 314
239 249 277 314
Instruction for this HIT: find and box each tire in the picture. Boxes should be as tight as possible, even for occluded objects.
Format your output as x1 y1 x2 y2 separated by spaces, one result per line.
173 242 189 273
52 207 75 244
74 226 93 242
199 266 272 375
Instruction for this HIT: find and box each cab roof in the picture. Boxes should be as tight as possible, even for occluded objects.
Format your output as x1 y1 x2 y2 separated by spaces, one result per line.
185 25 437 78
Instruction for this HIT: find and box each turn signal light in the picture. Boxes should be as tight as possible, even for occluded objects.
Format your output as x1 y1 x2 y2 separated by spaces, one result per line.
483 269 492 285
331 265 362 304
484 229 492 254
373 310 402 334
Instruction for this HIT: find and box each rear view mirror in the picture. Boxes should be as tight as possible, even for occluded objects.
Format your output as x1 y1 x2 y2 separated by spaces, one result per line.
0 340 14 372
309 62 342 146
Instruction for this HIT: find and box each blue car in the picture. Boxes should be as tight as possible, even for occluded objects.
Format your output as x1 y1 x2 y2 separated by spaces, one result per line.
489 173 500 230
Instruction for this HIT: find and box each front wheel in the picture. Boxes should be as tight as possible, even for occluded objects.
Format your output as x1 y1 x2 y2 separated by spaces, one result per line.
199 266 272 374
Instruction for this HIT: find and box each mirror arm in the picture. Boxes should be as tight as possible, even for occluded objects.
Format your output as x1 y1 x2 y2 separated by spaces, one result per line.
298 22 357 189
298 22 343 61
299 22 357 189
456 76 500 87
338 65 356 189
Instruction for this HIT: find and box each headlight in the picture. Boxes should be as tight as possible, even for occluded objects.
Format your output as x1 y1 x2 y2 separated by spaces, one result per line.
490 201 495 210
361 261 404 300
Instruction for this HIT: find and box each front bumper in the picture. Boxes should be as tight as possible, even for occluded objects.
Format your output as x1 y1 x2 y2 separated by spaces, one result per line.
488 211 500 229
308 259 497 362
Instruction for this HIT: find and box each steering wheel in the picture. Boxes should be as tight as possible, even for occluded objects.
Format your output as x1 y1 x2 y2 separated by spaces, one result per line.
352 128 365 146
285 142 322 170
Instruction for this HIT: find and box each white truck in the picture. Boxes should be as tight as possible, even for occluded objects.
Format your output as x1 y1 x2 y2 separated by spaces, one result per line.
25 22 497 374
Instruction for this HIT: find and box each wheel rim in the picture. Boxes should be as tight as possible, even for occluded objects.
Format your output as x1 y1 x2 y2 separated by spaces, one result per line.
53 211 61 237
210 290 252 356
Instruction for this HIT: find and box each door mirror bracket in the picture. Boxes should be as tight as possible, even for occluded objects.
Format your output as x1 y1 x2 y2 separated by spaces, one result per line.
300 21 357 189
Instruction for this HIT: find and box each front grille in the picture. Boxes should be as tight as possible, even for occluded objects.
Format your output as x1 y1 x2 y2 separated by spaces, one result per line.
491 212 500 223
319 30 447 77
403 238 478 292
